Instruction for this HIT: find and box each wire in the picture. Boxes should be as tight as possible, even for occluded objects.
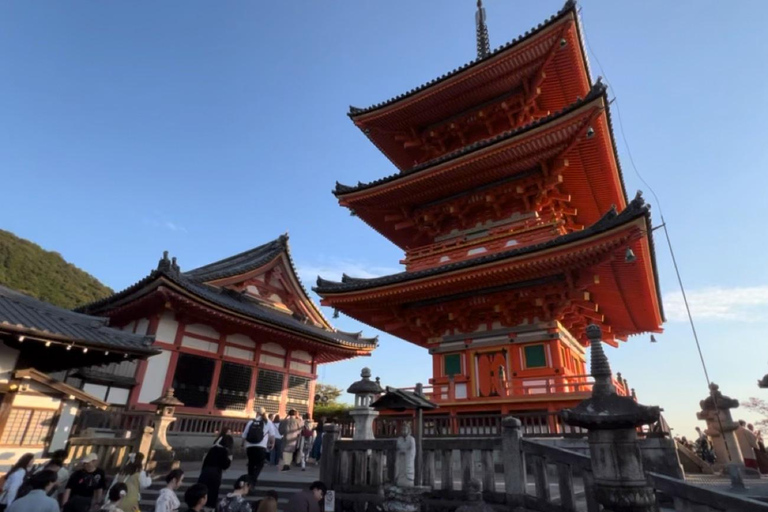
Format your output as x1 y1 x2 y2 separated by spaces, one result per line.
580 8 730 461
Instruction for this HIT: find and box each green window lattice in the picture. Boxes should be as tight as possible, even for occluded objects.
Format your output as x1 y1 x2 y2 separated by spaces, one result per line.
523 345 547 368
444 354 462 376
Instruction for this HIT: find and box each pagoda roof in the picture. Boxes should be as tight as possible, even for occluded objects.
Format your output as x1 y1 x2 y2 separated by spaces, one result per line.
77 238 378 355
0 285 157 356
347 0 592 172
317 194 663 343
336 81 614 198
316 192 652 296
348 0 586 118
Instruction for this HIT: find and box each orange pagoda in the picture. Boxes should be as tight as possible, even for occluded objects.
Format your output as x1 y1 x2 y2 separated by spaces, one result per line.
315 1 664 425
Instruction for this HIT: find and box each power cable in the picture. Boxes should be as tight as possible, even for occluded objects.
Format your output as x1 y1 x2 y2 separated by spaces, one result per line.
578 6 730 460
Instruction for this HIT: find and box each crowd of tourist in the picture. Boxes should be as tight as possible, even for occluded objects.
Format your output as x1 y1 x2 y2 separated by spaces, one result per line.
678 420 768 473
0 407 328 512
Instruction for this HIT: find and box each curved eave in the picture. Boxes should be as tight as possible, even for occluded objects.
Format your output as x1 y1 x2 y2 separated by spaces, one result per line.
348 0 584 120
319 218 661 343
84 273 376 356
336 89 628 250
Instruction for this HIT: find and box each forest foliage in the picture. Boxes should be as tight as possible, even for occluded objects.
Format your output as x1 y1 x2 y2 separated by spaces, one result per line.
0 229 113 309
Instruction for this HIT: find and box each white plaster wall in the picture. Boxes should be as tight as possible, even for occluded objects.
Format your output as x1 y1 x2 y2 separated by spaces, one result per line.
289 361 311 373
49 400 79 451
181 336 217 353
13 392 59 409
260 354 285 367
185 323 219 339
0 344 19 383
155 311 179 344
107 387 129 405
135 318 150 335
292 350 311 361
138 350 172 404
82 383 108 401
227 334 256 348
261 342 285 355
224 346 253 361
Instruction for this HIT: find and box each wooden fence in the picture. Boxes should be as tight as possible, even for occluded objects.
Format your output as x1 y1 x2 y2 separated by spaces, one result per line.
67 426 154 475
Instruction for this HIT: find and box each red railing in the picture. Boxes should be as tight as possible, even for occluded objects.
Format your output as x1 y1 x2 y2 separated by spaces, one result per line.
407 373 631 404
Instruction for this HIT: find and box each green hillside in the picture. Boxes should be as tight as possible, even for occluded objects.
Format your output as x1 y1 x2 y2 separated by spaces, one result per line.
0 230 113 309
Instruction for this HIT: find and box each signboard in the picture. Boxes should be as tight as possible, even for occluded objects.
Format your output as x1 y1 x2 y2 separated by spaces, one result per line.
324 490 335 512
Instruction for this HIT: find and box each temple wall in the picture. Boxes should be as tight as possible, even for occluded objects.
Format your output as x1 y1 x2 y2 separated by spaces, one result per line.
0 344 19 383
137 349 171 404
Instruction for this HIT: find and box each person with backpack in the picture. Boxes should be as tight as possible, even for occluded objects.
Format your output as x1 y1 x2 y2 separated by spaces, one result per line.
241 407 275 487
0 453 34 510
197 428 233 508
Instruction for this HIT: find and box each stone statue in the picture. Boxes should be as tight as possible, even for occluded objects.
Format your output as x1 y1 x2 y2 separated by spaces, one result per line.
455 478 494 512
395 424 416 486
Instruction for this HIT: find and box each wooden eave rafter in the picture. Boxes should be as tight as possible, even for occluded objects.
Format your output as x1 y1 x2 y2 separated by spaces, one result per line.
97 277 373 362
14 368 109 410
320 217 662 344
341 97 623 251
352 12 591 171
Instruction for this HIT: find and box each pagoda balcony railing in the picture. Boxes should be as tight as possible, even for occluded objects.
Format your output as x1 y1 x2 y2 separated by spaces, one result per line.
404 373 630 404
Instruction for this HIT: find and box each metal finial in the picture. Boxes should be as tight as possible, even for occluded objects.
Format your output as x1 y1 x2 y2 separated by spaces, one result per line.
475 0 491 59
586 324 616 397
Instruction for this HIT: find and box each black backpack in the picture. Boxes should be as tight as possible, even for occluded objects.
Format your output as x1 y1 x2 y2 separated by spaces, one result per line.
246 419 265 444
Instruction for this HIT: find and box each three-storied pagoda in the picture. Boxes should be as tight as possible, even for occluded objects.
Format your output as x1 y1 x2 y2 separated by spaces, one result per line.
315 1 663 420
78 234 376 419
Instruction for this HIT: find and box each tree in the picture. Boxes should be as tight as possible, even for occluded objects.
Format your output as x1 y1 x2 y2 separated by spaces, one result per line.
741 397 768 428
314 383 343 405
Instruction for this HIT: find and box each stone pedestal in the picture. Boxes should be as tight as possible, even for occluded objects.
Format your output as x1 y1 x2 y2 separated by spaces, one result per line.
696 384 744 472
349 407 378 441
381 485 429 512
562 325 660 512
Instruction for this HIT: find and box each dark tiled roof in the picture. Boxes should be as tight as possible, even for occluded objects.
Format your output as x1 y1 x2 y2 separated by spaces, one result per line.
371 386 438 411
184 235 288 283
348 0 579 117
315 192 651 294
78 262 378 351
335 81 610 197
0 286 156 354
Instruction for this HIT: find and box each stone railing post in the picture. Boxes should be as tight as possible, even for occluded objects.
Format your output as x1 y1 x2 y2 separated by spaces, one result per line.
320 424 341 489
501 416 525 505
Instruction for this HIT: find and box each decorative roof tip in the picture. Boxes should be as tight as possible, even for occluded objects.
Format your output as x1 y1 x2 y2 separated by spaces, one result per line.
475 0 491 59
157 251 172 272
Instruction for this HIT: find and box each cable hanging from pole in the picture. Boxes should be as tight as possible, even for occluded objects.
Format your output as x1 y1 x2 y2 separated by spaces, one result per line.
578 7 731 461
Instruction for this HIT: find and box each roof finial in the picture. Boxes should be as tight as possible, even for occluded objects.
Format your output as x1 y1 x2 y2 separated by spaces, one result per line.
475 0 491 59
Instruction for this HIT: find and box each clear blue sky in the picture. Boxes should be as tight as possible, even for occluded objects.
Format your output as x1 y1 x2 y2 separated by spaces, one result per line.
2 1 768 436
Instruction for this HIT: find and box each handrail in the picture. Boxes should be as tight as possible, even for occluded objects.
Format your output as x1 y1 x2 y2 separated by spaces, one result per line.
647 472 768 511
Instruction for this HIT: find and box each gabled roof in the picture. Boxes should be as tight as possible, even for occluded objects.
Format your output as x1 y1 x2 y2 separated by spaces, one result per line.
184 233 333 330
0 285 156 355
348 0 586 118
371 386 438 411
77 240 378 353
184 235 288 283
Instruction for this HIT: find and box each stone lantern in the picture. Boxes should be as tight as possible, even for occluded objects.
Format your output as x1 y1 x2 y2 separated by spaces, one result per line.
150 387 184 449
696 383 745 472
562 325 660 512
347 368 383 440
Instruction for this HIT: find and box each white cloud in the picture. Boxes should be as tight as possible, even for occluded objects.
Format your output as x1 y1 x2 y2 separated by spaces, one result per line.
296 258 401 289
663 286 768 322
143 217 188 233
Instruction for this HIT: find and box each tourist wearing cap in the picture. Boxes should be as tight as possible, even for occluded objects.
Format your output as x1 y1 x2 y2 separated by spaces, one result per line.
62 453 107 512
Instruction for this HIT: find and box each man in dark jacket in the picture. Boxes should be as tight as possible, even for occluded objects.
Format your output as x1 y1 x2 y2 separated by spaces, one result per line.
285 481 326 512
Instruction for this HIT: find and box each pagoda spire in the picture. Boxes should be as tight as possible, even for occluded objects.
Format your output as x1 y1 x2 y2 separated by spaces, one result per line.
475 0 491 59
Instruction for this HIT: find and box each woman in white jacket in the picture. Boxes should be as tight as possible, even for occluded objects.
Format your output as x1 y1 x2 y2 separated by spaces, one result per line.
154 469 184 512
0 453 35 510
